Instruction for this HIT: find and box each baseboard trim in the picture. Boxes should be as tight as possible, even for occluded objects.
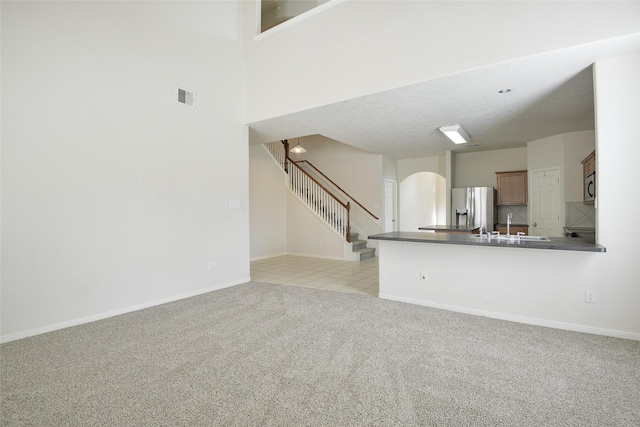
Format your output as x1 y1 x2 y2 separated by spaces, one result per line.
285 251 346 261
251 252 369 262
250 253 288 262
378 293 640 341
1 278 251 344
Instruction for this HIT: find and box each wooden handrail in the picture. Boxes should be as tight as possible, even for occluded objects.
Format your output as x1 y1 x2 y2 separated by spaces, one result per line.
286 156 350 210
266 141 352 242
293 159 379 220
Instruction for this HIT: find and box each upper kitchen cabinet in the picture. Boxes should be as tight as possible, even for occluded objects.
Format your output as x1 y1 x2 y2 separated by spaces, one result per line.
496 170 528 205
581 150 596 204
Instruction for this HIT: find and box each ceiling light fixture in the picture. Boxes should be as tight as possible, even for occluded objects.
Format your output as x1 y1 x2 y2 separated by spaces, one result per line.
289 138 307 154
438 124 470 145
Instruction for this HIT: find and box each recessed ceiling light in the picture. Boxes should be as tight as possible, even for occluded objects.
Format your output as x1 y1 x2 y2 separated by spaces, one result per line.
498 89 512 94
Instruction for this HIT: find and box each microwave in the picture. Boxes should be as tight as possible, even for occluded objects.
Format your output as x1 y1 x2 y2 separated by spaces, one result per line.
585 171 596 201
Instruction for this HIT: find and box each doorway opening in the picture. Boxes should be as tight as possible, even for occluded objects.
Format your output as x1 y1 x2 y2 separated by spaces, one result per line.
399 172 446 231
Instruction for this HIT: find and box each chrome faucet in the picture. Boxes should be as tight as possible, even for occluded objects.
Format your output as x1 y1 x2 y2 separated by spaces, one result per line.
478 225 486 237
507 213 513 236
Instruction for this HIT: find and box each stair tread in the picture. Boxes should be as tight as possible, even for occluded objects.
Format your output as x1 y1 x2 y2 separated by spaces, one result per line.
354 247 375 253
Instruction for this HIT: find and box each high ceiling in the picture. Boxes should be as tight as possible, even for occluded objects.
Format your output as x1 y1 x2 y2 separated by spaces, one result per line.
248 34 639 159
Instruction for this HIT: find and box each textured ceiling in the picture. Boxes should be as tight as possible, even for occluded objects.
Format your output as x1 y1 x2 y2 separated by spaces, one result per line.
248 34 639 159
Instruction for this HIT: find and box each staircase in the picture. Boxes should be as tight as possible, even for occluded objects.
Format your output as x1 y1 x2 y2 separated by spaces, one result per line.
263 140 377 261
349 233 376 261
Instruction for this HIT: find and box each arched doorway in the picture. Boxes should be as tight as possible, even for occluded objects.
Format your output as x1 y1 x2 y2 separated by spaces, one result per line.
399 172 446 231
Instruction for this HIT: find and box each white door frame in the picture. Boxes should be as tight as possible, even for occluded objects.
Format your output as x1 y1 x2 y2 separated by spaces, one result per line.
384 179 397 232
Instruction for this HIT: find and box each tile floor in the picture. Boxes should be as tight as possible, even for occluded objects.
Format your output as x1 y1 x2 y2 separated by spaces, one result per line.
250 255 379 297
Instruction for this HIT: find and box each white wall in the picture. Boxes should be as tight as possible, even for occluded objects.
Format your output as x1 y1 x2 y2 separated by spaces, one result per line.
397 156 443 184
377 54 640 340
244 1 640 123
249 145 288 260
285 192 348 259
1 2 249 342
528 134 565 172
593 53 640 333
453 147 528 188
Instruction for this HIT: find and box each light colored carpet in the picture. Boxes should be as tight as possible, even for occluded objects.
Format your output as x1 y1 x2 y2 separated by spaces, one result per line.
2 282 639 426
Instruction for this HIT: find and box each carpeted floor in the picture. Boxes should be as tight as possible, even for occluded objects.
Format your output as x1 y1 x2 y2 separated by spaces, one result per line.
2 282 639 426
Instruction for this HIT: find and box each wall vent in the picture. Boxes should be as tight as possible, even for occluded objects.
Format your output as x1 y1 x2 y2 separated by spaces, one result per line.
177 88 195 107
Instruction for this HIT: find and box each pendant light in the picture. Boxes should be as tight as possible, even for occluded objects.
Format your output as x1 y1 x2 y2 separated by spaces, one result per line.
290 137 307 154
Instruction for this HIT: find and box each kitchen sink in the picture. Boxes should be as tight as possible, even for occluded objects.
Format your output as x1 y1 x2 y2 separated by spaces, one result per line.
470 234 551 242
511 235 550 241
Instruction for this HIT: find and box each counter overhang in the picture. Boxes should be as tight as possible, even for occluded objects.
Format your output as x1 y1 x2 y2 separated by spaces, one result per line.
369 231 605 253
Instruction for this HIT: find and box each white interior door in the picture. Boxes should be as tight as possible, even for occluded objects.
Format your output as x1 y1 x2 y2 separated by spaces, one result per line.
384 179 397 232
530 168 561 237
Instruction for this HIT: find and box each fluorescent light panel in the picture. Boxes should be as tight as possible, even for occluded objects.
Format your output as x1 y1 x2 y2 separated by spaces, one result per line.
439 125 470 144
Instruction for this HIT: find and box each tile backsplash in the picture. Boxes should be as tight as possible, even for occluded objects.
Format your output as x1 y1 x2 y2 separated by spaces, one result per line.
496 202 595 228
566 201 595 228
497 205 528 225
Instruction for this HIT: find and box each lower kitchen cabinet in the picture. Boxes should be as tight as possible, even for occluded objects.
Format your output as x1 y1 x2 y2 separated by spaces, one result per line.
496 225 528 235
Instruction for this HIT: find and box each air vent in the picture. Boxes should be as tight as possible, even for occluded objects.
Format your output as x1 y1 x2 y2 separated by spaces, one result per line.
177 88 195 107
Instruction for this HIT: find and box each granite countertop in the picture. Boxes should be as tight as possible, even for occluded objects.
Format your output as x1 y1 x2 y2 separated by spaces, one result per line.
564 226 596 232
369 231 606 253
495 223 529 227
418 225 480 232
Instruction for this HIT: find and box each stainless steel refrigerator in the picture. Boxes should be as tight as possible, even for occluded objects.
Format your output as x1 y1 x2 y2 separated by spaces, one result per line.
451 187 496 232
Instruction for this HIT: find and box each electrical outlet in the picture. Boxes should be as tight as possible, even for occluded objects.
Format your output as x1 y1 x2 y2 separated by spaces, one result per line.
208 262 214 272
585 290 596 303
420 272 428 282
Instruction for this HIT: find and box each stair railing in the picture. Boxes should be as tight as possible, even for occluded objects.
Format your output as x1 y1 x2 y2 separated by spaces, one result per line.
288 160 351 242
265 140 287 171
264 140 351 242
294 160 379 221
264 141 378 223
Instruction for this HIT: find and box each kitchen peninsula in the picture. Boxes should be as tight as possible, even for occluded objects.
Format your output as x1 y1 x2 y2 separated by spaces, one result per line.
367 231 607 339
418 225 480 234
371 231 605 252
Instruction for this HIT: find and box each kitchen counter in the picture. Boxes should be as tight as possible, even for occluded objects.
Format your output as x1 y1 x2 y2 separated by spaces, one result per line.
564 226 596 243
495 223 529 227
418 225 480 233
369 231 605 253
564 226 596 233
